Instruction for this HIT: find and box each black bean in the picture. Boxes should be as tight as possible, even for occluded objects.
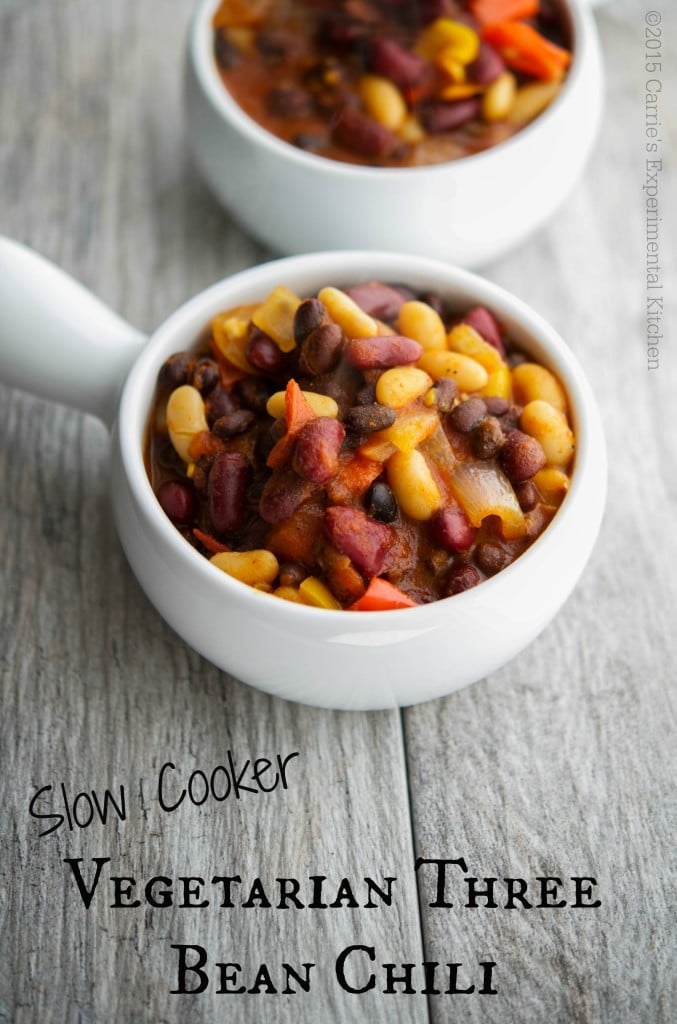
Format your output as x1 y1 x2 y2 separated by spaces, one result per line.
214 29 238 70
213 410 256 438
279 563 307 587
355 382 377 405
433 377 458 413
206 386 240 424
471 417 504 459
444 562 481 596
515 480 538 512
475 542 511 576
292 132 327 152
192 358 220 394
419 291 445 316
345 402 396 435
158 352 195 390
236 377 273 414
500 429 546 482
448 397 487 433
367 481 398 523
294 298 325 345
484 396 510 416
267 85 312 118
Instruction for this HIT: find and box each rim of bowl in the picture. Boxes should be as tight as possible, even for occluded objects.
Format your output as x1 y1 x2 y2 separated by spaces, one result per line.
189 0 592 179
118 251 605 627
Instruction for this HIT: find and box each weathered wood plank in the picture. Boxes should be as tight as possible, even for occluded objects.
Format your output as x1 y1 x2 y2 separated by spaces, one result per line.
406 4 677 1022
0 2 425 1022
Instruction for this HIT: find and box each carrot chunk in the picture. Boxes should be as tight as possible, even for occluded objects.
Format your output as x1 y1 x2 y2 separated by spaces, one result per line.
482 21 571 81
350 577 419 611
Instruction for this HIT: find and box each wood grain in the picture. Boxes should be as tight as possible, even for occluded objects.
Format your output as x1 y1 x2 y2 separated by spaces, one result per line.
0 1 674 1022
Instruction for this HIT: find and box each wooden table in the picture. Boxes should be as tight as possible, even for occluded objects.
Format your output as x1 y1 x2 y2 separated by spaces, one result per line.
1 2 674 1021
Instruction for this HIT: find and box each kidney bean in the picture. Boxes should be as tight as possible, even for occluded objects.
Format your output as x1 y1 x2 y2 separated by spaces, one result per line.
344 282 411 321
500 429 547 482
419 291 445 316
332 106 398 157
367 37 428 87
345 402 396 435
430 507 476 553
484 396 510 417
213 409 256 438
259 469 315 524
158 352 195 390
208 452 250 534
294 298 325 345
514 479 538 512
419 98 481 134
293 417 346 483
448 397 487 434
443 562 481 596
246 329 286 374
192 358 220 394
467 43 505 86
156 481 196 526
345 335 423 369
367 481 398 523
462 306 505 354
475 541 511 576
237 377 273 414
299 322 344 375
324 506 394 576
471 417 504 460
267 85 312 118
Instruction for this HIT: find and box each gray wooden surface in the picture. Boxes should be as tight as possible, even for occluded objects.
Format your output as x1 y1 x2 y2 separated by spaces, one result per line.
0 1 674 1022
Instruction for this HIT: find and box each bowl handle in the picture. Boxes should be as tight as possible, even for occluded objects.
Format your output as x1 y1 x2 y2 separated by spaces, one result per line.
0 236 148 427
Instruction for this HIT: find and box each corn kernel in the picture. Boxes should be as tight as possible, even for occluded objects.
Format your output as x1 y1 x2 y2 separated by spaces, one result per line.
359 74 408 131
416 18 480 65
210 550 280 586
397 301 447 351
375 366 433 408
387 449 441 521
318 286 379 338
251 286 301 352
299 576 342 610
266 389 339 420
417 351 488 392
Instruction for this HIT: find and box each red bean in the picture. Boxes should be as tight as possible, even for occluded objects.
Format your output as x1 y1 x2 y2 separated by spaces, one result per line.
293 417 346 483
246 329 285 374
345 335 423 369
467 43 505 85
367 37 429 87
499 429 546 482
324 506 394 576
344 282 412 320
430 507 476 553
259 470 315 524
332 106 398 157
298 323 344 375
157 481 196 526
462 306 505 354
208 452 250 534
419 98 481 133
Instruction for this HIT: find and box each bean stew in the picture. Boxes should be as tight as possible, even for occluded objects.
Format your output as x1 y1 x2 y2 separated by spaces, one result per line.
211 0 572 167
146 281 576 610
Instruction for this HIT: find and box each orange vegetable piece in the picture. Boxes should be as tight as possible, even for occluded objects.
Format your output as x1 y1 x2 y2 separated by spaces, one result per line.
350 577 419 611
482 21 571 81
325 455 384 505
470 0 538 28
187 431 226 461
208 338 248 387
266 379 318 469
193 528 231 554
